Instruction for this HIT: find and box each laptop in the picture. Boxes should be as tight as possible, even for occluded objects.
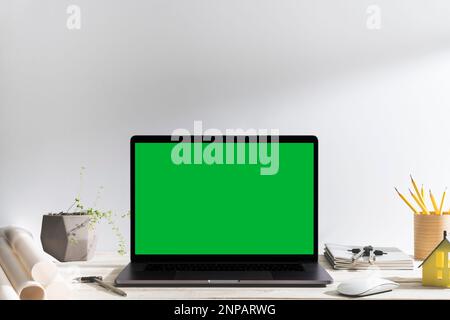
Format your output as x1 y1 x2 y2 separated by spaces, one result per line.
115 135 333 286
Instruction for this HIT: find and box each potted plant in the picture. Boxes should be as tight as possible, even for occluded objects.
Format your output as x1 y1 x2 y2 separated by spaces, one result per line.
40 167 128 262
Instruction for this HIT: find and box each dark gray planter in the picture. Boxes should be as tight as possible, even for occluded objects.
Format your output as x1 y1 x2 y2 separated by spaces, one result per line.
40 214 97 262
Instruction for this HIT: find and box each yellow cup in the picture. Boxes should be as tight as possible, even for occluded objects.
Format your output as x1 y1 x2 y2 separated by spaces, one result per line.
414 212 450 260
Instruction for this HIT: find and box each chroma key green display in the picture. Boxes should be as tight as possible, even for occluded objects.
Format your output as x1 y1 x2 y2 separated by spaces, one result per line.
134 141 314 254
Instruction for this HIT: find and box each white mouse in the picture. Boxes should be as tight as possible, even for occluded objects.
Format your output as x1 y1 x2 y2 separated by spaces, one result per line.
337 277 399 297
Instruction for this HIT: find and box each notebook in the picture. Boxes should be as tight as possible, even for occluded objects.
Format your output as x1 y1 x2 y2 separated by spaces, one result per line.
324 243 414 270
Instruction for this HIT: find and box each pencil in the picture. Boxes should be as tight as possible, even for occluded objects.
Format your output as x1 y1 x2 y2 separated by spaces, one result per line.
410 189 430 215
421 185 424 199
430 190 440 215
395 188 419 214
410 175 425 206
439 188 447 216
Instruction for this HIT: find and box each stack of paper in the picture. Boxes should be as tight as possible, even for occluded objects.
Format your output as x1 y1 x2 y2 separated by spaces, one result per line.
324 243 414 270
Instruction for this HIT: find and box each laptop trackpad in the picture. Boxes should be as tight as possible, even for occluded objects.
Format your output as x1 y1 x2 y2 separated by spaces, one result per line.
175 271 273 280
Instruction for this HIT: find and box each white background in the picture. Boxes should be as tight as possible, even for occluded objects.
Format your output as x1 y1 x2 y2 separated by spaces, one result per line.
2 0 450 254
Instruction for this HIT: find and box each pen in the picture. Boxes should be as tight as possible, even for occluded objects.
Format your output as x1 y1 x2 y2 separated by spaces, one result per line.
75 276 127 297
93 277 127 297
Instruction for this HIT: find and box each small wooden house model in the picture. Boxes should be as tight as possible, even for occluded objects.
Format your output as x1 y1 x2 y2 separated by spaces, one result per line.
419 231 450 288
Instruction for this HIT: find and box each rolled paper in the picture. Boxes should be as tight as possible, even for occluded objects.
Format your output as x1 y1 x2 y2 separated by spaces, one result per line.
0 237 45 300
2 226 57 285
45 274 72 300
0 264 19 300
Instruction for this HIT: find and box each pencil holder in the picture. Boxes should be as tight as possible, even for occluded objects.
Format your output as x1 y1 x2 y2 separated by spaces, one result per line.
414 213 450 260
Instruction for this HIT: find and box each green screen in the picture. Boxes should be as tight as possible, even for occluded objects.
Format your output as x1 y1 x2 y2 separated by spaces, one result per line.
135 141 314 254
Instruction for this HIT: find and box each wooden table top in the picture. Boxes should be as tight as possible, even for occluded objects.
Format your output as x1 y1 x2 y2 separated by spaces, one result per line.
56 252 449 300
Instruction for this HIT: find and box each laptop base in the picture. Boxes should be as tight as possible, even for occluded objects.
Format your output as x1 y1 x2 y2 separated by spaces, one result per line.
115 262 333 287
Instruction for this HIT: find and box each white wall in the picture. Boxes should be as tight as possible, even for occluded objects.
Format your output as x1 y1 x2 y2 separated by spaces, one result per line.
2 0 450 254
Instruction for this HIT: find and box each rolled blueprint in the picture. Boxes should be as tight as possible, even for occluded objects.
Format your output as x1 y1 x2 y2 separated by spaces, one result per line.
0 264 19 300
45 274 72 300
2 226 57 285
0 237 45 300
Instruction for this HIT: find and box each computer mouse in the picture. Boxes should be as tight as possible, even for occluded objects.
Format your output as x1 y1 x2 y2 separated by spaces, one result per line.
337 277 399 297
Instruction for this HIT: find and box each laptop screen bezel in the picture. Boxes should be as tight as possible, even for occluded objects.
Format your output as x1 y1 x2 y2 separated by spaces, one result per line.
130 135 318 263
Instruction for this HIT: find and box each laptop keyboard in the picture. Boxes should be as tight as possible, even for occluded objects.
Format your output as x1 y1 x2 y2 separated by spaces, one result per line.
145 263 303 272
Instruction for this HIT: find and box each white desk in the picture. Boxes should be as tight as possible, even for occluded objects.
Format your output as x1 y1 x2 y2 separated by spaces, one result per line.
57 252 449 300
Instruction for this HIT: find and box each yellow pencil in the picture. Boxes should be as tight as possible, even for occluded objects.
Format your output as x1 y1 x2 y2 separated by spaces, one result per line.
439 188 447 216
430 190 440 215
410 175 425 206
421 185 424 199
410 189 430 215
395 188 419 214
